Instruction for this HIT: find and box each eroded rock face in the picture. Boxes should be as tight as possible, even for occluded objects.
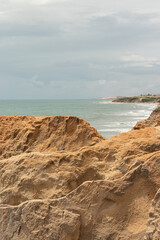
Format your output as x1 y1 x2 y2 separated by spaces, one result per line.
0 115 104 159
133 105 160 130
144 189 160 240
0 203 80 240
0 114 160 239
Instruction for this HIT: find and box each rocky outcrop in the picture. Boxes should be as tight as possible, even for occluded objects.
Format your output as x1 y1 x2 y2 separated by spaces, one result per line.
0 114 160 239
113 95 160 103
0 115 104 159
133 105 160 129
144 189 160 240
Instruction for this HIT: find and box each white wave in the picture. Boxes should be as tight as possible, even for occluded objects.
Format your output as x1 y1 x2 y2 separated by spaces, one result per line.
133 117 148 120
98 128 130 133
103 121 137 127
117 110 151 117
103 122 122 127
137 103 157 108
97 101 113 104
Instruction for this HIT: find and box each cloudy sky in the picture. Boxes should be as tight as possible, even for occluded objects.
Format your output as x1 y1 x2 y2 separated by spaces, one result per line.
0 0 160 99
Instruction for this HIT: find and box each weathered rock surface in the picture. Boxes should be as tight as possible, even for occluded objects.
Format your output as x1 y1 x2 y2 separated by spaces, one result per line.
133 105 160 129
0 115 104 159
144 189 160 240
0 113 160 239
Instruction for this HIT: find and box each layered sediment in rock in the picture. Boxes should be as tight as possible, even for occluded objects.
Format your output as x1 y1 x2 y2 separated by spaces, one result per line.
112 95 160 103
0 113 159 239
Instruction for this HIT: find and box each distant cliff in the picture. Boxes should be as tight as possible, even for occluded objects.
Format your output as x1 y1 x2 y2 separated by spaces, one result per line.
112 95 160 103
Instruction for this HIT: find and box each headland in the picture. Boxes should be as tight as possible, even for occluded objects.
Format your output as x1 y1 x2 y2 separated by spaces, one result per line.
112 94 160 103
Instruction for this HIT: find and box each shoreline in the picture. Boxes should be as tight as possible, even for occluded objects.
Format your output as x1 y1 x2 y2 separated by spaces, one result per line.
111 101 158 105
111 95 160 104
0 99 157 139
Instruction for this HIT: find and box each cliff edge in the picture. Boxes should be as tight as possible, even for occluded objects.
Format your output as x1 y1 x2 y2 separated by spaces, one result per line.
133 105 160 129
112 95 160 103
0 112 159 239
0 115 104 159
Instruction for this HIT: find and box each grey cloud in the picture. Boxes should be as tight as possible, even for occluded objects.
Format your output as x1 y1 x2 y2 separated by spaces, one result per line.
31 75 45 87
0 1 160 98
0 22 61 37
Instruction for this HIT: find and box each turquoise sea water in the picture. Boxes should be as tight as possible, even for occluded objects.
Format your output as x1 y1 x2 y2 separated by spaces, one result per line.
0 99 156 138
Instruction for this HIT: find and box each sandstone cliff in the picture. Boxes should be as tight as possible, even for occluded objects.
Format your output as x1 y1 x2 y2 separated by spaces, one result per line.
112 95 160 103
0 112 159 239
133 105 160 129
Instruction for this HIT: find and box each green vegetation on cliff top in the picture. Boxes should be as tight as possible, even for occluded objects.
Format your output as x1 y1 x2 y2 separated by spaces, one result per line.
113 95 160 103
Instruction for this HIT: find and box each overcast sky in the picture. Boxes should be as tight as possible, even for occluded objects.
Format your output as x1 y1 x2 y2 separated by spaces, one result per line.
0 0 160 99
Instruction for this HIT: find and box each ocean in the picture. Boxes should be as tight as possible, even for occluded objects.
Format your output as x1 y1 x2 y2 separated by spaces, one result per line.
0 99 156 139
